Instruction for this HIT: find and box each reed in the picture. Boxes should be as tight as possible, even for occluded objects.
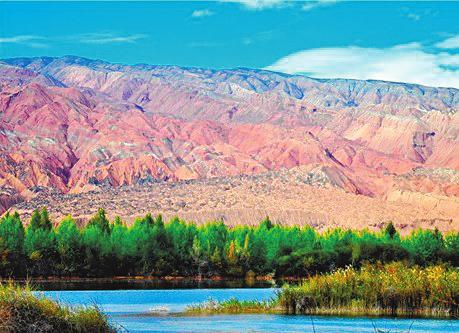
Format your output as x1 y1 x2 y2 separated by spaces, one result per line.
186 263 459 318
278 262 459 317
0 283 116 333
186 297 278 314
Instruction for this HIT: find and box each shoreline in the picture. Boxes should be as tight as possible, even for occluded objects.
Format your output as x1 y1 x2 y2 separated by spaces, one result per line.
1 275 279 284
180 308 459 320
184 300 459 319
1 275 284 291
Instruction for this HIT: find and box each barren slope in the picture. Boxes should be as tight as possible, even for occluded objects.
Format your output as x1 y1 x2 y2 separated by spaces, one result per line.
1 56 458 230
11 166 457 234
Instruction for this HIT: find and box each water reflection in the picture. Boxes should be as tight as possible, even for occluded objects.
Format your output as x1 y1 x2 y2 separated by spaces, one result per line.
27 277 278 290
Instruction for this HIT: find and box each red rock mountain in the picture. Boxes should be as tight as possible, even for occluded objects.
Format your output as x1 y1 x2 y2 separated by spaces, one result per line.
1 56 458 231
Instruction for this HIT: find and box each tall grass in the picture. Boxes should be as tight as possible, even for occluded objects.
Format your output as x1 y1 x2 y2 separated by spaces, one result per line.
186 263 459 318
186 297 277 315
0 283 116 333
278 262 459 317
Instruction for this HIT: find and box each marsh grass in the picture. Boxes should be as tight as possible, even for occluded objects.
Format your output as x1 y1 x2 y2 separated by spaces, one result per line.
186 263 459 318
186 297 279 314
280 262 459 317
0 283 116 333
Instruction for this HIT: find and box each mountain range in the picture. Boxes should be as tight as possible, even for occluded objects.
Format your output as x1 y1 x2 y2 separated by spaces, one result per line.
1 56 458 232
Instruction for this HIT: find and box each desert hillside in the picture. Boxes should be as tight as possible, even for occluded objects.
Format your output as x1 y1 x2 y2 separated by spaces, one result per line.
1 56 458 231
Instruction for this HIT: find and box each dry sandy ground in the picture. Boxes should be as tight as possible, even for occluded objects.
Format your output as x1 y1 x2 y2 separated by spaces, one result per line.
11 168 458 235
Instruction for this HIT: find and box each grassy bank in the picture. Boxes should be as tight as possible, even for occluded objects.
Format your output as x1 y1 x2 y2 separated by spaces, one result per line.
186 263 459 318
0 284 116 333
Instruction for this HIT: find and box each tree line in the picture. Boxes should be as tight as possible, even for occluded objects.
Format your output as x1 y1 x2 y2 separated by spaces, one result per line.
0 208 458 278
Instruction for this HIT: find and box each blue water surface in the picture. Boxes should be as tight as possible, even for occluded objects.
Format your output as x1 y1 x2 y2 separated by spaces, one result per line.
40 289 458 333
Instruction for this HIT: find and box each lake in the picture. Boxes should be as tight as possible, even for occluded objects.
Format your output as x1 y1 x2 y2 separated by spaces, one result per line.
40 288 458 333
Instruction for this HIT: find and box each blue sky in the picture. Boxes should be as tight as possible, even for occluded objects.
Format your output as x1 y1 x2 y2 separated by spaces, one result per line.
1 1 459 88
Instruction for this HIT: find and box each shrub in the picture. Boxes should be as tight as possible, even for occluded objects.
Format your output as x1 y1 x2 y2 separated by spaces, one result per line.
0 283 116 333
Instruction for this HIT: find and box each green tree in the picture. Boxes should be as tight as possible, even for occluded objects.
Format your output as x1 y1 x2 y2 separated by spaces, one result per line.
445 233 459 266
81 225 111 276
109 218 136 275
404 229 445 265
87 208 110 233
29 209 41 231
247 231 268 273
40 207 52 230
0 213 25 276
259 216 273 230
29 207 52 231
166 217 197 275
129 214 172 275
55 216 83 276
384 222 398 240
24 225 57 276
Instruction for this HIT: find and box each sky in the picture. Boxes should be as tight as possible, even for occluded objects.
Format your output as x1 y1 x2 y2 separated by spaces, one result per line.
1 1 459 88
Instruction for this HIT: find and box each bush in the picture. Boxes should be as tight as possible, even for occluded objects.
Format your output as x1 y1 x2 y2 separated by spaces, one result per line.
0 284 116 333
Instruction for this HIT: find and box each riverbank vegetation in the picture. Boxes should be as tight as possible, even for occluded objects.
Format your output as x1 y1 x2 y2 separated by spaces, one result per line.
187 298 276 315
0 283 115 332
187 263 459 318
0 208 458 278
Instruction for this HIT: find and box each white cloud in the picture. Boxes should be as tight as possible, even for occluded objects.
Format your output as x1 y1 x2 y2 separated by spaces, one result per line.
406 13 420 21
191 9 214 17
77 33 147 44
224 0 338 11
0 35 47 48
0 35 37 43
0 33 148 48
224 0 287 10
302 0 338 12
266 42 459 88
436 35 459 49
401 7 437 22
